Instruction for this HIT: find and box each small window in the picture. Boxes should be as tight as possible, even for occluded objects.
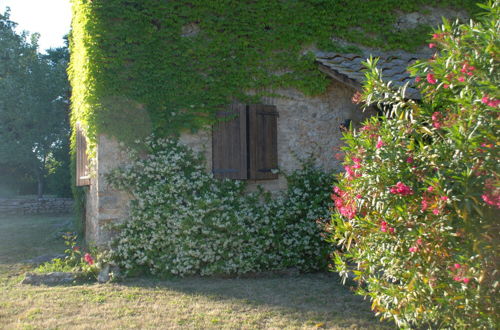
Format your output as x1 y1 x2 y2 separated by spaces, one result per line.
212 103 278 180
75 123 91 186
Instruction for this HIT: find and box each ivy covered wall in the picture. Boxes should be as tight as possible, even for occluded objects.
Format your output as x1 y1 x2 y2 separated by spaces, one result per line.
69 0 480 148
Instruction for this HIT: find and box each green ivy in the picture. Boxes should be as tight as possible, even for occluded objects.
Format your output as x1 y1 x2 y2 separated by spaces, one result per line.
69 0 482 150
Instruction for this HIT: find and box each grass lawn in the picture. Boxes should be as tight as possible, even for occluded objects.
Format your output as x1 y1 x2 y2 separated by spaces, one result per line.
0 214 394 329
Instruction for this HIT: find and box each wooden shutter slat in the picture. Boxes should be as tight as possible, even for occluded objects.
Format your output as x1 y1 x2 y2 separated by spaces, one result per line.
76 123 91 186
248 104 278 180
212 103 248 179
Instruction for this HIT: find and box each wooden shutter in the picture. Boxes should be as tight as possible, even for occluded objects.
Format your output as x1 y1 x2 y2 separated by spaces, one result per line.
212 103 248 179
248 104 278 180
76 123 91 186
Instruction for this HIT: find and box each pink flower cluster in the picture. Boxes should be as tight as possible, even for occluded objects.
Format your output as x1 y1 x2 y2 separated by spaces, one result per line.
332 187 356 219
451 263 470 284
427 73 437 84
84 253 94 265
344 157 362 180
481 95 500 108
460 61 476 76
409 238 423 253
421 186 448 215
380 221 394 234
482 178 500 208
389 182 413 196
376 138 385 149
432 33 445 40
431 111 443 129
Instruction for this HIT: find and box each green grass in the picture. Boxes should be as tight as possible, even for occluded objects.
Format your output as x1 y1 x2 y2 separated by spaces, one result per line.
0 214 395 329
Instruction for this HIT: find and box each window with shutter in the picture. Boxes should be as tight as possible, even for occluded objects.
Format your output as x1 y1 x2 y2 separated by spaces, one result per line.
212 103 278 180
248 104 279 180
76 123 91 186
212 103 248 179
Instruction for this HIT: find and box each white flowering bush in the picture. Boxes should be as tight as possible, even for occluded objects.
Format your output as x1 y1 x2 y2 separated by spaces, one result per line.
107 137 332 276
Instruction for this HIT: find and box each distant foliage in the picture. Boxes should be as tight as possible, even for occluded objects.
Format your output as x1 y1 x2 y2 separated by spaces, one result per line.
330 2 499 328
0 10 71 198
107 137 332 276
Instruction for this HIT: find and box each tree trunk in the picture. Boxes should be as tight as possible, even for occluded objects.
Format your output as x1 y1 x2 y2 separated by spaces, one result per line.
36 167 44 199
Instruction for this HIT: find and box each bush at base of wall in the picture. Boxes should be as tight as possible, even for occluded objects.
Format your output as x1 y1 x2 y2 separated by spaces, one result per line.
107 137 333 277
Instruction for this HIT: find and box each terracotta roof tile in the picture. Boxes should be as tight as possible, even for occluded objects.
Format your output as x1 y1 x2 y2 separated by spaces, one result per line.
315 50 425 99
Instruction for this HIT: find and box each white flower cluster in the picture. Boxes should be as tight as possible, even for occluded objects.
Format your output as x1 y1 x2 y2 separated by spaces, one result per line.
107 137 333 276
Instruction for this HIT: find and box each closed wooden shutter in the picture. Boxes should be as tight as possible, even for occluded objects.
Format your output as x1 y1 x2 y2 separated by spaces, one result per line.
76 123 91 186
212 103 248 179
248 104 278 180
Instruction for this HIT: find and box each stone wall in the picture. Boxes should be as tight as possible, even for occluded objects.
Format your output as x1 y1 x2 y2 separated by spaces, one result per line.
85 134 131 246
183 79 373 191
0 198 74 215
86 78 374 244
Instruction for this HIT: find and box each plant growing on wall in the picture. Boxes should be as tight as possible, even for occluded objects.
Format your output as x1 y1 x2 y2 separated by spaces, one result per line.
69 0 482 151
107 137 333 276
330 2 499 328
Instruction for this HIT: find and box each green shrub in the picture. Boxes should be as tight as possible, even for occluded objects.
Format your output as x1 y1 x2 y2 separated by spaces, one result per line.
107 137 333 277
330 2 499 328
36 232 102 280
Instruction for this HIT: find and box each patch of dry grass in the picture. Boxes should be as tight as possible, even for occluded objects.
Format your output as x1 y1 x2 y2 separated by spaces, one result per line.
0 214 394 329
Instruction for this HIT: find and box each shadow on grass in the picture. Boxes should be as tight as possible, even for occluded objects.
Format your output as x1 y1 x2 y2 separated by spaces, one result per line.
116 271 394 328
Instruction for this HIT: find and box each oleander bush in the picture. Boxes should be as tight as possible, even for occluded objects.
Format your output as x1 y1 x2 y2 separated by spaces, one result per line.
107 137 333 277
330 2 499 328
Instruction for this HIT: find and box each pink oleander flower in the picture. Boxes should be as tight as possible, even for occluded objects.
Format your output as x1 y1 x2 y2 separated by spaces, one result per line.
429 43 436 48
432 208 440 215
344 165 361 180
431 111 443 129
443 84 449 89
332 187 357 219
416 238 423 245
482 178 500 208
84 253 94 265
458 76 465 82
415 76 421 82
390 182 413 196
481 95 500 107
441 196 448 201
356 194 362 199
432 33 444 39
462 278 470 284
351 91 363 104
454 263 461 269
453 276 462 282
427 73 437 84
380 221 387 232
427 186 434 192
409 247 418 253
421 199 429 211
388 227 395 234
376 138 384 149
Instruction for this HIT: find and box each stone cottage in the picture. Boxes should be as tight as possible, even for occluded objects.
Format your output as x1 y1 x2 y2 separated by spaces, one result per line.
75 49 423 245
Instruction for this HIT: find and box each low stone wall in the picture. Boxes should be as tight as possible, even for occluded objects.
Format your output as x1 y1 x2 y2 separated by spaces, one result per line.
0 198 74 215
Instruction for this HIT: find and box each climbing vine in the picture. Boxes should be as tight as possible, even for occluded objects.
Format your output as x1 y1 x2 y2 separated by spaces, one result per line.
69 0 482 150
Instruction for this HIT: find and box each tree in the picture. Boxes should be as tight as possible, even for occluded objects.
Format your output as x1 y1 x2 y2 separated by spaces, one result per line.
0 9 71 198
330 1 498 328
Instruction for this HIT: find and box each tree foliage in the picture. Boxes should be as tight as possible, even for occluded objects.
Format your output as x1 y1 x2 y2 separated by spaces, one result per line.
0 9 71 197
330 1 499 328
